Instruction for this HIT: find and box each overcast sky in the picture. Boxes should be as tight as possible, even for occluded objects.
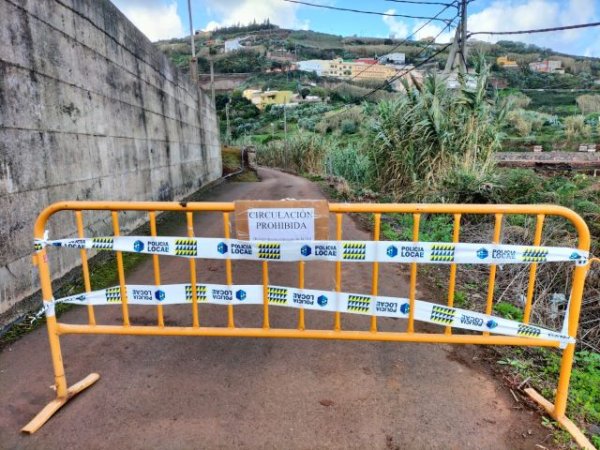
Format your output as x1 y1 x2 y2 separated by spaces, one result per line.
112 0 600 57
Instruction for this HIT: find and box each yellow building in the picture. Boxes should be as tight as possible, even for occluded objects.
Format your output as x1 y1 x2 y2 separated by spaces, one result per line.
319 58 398 80
350 62 398 81
242 89 294 109
322 59 352 77
496 56 518 69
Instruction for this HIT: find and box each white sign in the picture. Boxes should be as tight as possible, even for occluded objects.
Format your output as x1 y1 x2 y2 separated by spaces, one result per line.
248 208 315 241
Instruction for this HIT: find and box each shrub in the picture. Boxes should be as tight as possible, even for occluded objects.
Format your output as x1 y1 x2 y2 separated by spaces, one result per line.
316 107 363 134
502 92 531 110
298 117 317 131
340 119 357 135
497 169 544 203
576 94 600 114
564 115 591 140
256 134 327 174
326 145 372 186
364 59 505 201
507 110 532 136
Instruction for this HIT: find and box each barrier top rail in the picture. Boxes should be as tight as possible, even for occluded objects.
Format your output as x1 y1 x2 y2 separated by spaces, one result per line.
34 201 591 248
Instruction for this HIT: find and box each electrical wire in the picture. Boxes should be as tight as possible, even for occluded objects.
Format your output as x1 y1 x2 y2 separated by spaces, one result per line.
469 21 600 37
282 0 453 23
360 22 457 99
385 0 457 5
347 3 459 83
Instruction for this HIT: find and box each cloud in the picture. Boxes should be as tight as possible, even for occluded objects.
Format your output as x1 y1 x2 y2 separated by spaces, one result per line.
382 9 409 39
206 0 309 30
411 22 455 43
113 0 186 41
468 0 599 55
382 10 454 43
203 21 221 32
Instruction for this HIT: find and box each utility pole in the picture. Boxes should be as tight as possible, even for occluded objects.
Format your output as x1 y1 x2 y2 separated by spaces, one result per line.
187 0 197 81
209 58 215 106
283 102 288 168
225 100 231 144
444 0 468 74
459 0 468 73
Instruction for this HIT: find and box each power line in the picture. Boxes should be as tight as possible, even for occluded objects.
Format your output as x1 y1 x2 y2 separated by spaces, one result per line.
385 0 457 6
347 3 459 83
282 0 453 23
469 21 600 37
360 25 457 99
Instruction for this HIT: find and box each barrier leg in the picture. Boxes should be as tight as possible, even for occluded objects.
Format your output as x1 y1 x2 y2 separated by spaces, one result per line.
22 250 99 434
525 264 595 450
21 315 100 433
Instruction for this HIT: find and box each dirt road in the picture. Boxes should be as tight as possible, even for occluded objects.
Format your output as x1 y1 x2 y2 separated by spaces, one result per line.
0 168 551 449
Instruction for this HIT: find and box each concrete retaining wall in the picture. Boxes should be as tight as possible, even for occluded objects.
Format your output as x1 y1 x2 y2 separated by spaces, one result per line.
0 0 222 321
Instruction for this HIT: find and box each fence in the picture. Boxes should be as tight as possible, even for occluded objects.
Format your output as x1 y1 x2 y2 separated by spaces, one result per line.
23 201 595 448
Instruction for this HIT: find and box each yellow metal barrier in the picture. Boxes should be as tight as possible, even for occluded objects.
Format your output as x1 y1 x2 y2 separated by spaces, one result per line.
23 201 594 448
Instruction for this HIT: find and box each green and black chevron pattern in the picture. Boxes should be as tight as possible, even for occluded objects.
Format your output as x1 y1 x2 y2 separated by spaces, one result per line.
267 287 288 304
430 244 455 262
517 324 542 338
430 305 456 325
92 237 114 250
521 248 548 263
258 243 281 260
185 284 208 302
175 239 197 256
105 287 122 303
342 243 366 260
347 295 371 313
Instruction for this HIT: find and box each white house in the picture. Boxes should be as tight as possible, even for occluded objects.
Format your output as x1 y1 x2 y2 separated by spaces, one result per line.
224 38 243 53
379 52 406 66
297 60 327 76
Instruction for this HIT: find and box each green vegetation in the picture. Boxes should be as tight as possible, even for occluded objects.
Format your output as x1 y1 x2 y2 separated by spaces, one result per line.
493 301 524 321
499 348 600 442
0 252 147 349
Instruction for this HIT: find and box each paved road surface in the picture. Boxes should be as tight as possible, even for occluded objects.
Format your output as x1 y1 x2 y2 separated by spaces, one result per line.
0 168 551 449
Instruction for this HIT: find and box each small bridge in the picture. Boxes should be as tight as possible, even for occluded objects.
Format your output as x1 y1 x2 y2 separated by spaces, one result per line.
496 151 600 171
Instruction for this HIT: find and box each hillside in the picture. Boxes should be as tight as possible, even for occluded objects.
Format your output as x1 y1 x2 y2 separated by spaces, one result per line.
156 22 600 81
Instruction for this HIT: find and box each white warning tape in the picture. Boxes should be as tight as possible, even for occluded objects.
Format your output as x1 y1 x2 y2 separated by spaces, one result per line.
33 236 588 265
50 283 574 346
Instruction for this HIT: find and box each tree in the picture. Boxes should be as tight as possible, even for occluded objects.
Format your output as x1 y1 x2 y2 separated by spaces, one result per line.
300 87 310 99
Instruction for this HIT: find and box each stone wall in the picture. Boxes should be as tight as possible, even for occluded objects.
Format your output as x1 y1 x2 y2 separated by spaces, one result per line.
0 0 222 320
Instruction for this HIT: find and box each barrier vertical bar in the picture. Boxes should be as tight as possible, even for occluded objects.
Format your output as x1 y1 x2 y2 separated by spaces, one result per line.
334 213 342 331
298 261 305 330
370 213 381 333
75 211 95 326
37 248 68 399
523 214 545 324
187 212 199 328
483 213 503 336
445 213 461 335
149 212 164 327
553 263 588 418
223 213 235 328
112 211 130 326
262 260 270 329
408 213 420 333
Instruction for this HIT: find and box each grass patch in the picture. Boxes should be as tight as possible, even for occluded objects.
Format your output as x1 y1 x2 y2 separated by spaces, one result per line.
229 169 260 182
0 251 149 350
380 214 454 242
222 146 242 174
497 347 600 445
493 301 524 322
